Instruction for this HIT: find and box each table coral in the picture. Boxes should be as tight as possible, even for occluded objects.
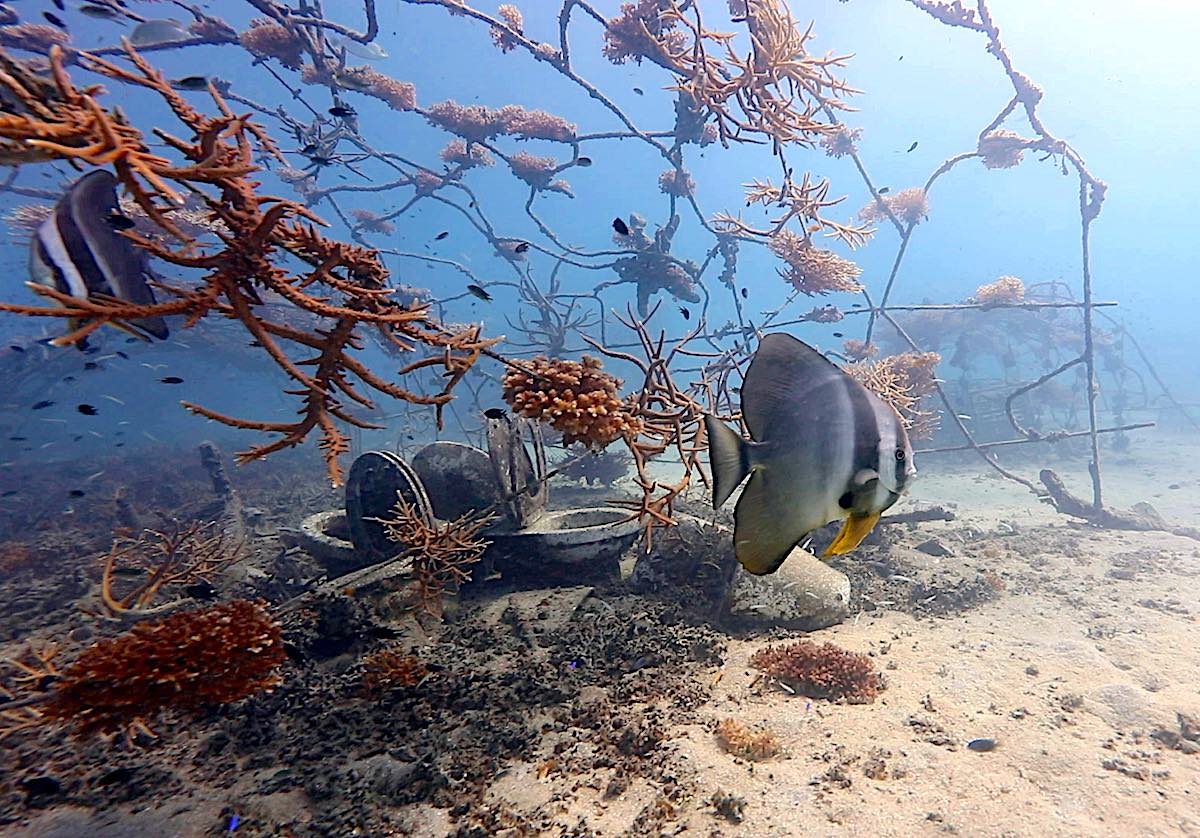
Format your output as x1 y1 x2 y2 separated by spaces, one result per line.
751 640 883 703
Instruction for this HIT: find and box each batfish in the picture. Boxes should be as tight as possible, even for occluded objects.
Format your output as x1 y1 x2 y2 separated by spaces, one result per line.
705 333 916 574
29 170 169 349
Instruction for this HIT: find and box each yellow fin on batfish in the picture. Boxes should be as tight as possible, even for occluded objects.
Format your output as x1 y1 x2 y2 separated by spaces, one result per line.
705 333 916 575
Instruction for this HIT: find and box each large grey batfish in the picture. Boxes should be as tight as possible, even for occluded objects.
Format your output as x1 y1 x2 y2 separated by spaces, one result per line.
704 333 916 575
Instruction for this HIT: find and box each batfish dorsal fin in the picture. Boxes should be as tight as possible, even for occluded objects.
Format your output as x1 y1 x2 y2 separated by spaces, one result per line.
733 467 809 575
740 333 846 442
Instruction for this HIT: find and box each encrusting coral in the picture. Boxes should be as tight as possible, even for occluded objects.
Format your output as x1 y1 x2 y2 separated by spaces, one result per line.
715 718 781 761
975 275 1026 305
490 4 525 53
503 355 643 448
40 600 285 735
658 167 696 197
750 640 884 703
239 18 305 70
424 101 576 143
769 230 863 296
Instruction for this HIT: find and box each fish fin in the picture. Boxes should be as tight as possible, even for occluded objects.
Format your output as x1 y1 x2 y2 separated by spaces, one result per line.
741 333 845 441
705 414 750 509
733 469 808 575
823 511 882 557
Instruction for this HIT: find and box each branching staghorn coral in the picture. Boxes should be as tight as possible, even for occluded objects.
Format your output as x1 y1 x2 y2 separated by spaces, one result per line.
0 44 496 485
769 230 863 296
375 495 493 616
716 173 872 248
847 351 941 440
750 640 883 703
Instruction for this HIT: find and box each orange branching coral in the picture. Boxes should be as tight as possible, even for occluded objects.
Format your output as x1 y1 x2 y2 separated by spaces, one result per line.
750 640 883 703
375 496 492 616
769 230 863 296
440 139 494 169
503 355 643 448
0 23 69 53
975 275 1025 305
859 187 930 226
349 208 397 235
977 129 1028 169
239 18 305 70
658 167 695 197
842 338 877 361
820 125 862 158
846 351 942 439
603 0 689 69
715 718 781 761
425 100 576 143
361 648 430 693
0 45 495 485
41 600 286 735
491 4 524 53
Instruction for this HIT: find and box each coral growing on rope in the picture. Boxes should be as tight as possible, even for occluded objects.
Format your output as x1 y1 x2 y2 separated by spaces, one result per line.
975 275 1026 305
859 187 930 226
977 128 1028 169
769 230 863 296
750 640 883 703
503 355 643 448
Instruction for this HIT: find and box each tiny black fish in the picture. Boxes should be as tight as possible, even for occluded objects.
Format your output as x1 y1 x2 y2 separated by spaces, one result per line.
53 0 66 9
32 400 54 410
612 217 630 236
125 337 139 344
106 211 135 230
9 436 26 442
43 11 67 28
300 143 319 156
576 157 592 167
171 76 210 91
62 376 75 383
184 580 219 600
77 404 97 415
9 344 23 353
877 187 890 194
466 284 493 302
249 340 263 347
833 332 844 338
1 490 18 497
514 241 530 253
434 231 449 240
83 362 99 370
160 376 184 384
906 141 918 152
328 105 356 118
115 351 128 359
679 306 690 321
632 87 644 95
68 489 85 498
851 302 863 307
898 55 904 61
483 407 507 420
740 287 748 299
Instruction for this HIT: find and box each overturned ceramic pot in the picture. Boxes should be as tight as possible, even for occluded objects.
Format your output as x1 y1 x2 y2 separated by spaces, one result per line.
483 506 642 585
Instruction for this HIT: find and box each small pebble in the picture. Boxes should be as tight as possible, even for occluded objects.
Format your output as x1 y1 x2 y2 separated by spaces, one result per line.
966 738 997 752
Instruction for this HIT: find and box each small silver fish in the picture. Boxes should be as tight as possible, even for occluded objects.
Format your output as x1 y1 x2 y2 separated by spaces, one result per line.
129 18 189 47
331 35 388 60
705 334 916 574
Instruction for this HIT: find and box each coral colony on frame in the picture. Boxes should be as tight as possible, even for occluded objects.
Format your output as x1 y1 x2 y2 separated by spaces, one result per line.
0 0 1196 835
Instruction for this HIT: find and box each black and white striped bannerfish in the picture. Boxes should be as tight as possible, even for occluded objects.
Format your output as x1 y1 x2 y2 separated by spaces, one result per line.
28 170 169 350
705 333 917 575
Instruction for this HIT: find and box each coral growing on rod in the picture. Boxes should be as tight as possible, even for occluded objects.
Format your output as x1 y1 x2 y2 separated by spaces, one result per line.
770 230 864 296
975 275 1026 305
503 355 643 448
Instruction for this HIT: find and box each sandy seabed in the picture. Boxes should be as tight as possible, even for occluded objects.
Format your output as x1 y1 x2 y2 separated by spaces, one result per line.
2 431 1198 837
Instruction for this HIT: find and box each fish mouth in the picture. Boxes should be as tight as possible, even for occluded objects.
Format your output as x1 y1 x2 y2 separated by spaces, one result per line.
823 511 882 557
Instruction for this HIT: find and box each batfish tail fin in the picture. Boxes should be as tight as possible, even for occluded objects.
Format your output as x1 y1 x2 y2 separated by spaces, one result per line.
733 469 807 575
705 414 750 510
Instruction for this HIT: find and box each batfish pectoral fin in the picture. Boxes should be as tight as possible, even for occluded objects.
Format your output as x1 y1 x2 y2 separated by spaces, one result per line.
705 414 750 509
823 511 882 557
733 469 809 575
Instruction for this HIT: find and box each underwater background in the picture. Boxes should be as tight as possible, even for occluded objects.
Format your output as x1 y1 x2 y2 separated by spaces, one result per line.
0 1 1198 836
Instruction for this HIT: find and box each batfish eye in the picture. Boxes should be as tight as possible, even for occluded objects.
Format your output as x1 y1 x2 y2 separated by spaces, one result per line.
895 448 906 461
